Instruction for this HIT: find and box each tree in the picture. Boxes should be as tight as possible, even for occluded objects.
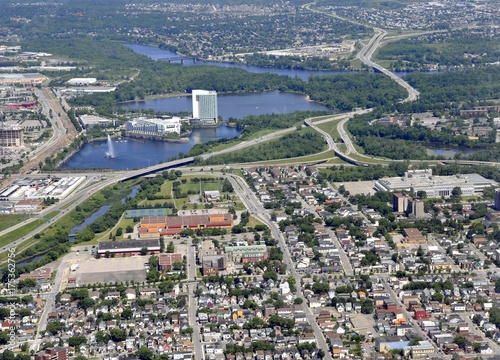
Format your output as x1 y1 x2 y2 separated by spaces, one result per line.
121 309 133 320
0 331 8 345
46 321 64 335
360 299 374 314
262 270 278 281
222 179 234 193
68 335 87 347
136 348 154 360
454 335 467 350
110 328 126 342
140 247 148 256
416 190 427 199
243 317 267 330
78 298 95 311
451 186 462 198
495 278 500 293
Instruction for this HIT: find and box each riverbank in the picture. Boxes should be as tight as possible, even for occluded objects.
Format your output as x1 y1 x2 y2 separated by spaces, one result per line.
123 133 189 143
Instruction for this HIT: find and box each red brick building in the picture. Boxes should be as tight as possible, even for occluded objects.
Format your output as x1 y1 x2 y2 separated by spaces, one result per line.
34 347 68 360
139 213 233 238
158 253 183 271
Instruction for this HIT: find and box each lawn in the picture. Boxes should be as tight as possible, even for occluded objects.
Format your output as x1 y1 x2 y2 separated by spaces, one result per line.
317 119 342 140
248 151 336 166
246 216 266 229
180 179 222 194
338 143 348 153
0 214 31 232
91 215 138 244
0 218 47 249
157 181 174 197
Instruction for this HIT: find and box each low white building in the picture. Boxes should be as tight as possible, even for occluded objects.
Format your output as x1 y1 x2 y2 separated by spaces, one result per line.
126 117 181 136
67 78 97 86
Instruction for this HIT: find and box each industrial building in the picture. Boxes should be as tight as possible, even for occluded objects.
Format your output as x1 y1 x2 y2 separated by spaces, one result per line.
126 117 181 136
138 213 233 238
67 78 97 86
376 169 495 198
57 87 116 97
14 199 44 213
0 124 23 147
97 239 160 256
0 176 86 201
224 244 268 263
78 114 113 129
191 89 218 125
0 73 47 86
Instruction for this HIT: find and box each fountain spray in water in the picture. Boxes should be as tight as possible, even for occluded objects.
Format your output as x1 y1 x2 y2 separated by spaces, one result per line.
104 135 116 158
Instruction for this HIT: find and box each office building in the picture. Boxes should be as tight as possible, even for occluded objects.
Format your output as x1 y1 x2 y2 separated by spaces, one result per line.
0 124 23 147
192 89 218 124
495 189 500 211
409 199 425 219
393 193 409 213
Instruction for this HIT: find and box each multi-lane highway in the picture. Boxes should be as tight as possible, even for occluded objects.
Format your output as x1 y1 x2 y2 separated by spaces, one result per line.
356 29 420 103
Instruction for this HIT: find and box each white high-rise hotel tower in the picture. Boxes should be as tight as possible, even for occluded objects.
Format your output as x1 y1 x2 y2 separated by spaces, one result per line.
192 89 218 124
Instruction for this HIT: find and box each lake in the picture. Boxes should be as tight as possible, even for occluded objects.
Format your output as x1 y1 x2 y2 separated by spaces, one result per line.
64 44 333 170
119 91 329 119
62 126 241 170
426 145 478 159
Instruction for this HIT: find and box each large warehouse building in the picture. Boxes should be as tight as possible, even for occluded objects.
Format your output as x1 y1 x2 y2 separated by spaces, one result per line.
138 213 232 237
375 169 495 198
97 239 160 256
0 73 47 85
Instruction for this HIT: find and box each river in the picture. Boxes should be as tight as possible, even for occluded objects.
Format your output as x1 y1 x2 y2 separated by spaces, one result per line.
124 43 351 81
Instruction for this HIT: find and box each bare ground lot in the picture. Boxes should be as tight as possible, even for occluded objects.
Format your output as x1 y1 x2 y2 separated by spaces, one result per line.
76 256 148 285
334 181 377 196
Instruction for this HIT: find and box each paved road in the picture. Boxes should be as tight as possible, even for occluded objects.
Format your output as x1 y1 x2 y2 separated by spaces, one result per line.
227 175 333 360
356 29 419 103
378 275 447 358
188 282 204 360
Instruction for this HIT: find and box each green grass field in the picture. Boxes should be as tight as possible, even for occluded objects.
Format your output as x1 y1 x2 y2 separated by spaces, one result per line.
248 151 335 166
181 180 221 194
0 219 46 249
317 119 342 140
0 214 31 232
